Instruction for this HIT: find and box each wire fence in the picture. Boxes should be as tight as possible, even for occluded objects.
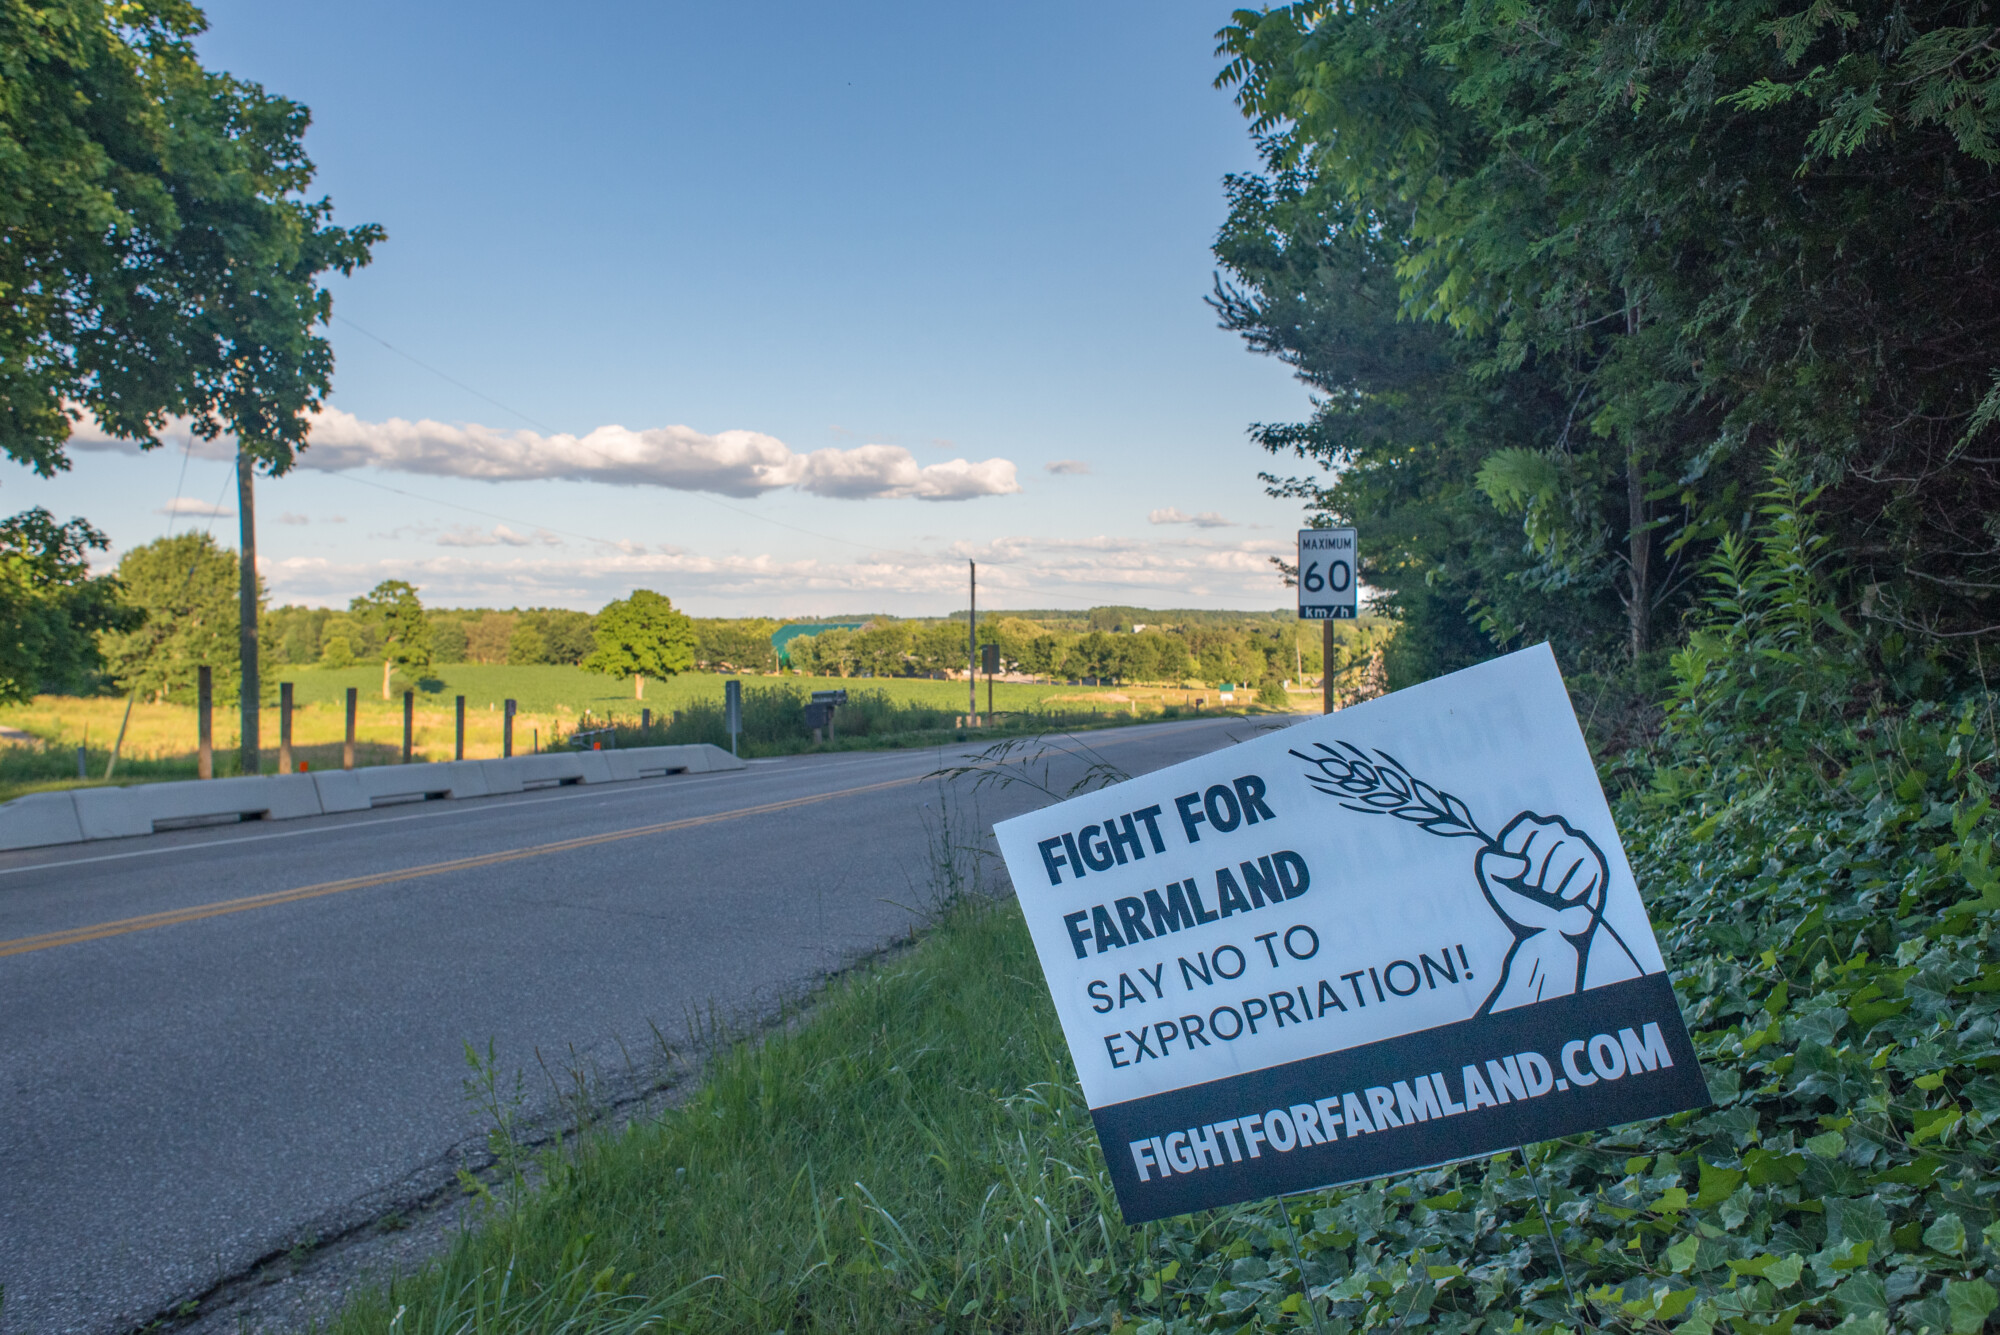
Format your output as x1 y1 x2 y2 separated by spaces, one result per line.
553 682 1183 755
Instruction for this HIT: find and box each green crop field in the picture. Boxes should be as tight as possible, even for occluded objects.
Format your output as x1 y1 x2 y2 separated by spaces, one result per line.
275 664 1241 719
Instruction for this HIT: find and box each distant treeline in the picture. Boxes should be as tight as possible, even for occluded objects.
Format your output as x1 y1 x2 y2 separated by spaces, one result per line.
260 607 787 672
782 615 1392 693
935 606 1300 632
43 528 1391 705
258 605 1385 690
4 524 1378 705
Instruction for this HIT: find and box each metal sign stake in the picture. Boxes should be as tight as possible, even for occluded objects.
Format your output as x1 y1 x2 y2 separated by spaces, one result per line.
1521 1146 1587 1327
1276 1191 1330 1335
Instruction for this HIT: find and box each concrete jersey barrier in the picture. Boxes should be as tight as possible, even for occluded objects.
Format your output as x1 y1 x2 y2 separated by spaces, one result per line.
0 743 744 853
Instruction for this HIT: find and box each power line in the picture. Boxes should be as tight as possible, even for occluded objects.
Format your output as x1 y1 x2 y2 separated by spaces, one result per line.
326 471 644 552
163 433 195 541
336 315 562 435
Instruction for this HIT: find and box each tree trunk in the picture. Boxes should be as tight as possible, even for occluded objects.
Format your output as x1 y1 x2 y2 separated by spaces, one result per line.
1624 296 1651 662
1627 439 1650 660
383 658 393 700
236 450 260 775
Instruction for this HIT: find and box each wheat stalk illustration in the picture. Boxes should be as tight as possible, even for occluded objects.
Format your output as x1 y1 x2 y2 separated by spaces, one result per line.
1289 741 1494 844
1292 739 1647 989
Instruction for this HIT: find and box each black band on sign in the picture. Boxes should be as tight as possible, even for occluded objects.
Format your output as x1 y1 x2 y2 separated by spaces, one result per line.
1091 972 1709 1223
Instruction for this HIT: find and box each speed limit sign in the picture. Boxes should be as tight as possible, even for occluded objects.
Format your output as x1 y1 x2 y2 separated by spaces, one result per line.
1297 528 1358 620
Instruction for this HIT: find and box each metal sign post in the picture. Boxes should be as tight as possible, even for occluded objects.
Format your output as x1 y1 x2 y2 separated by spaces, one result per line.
725 679 743 756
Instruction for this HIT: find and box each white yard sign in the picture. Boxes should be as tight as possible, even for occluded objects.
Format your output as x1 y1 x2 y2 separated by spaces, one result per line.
1297 528 1358 620
994 645 1707 1222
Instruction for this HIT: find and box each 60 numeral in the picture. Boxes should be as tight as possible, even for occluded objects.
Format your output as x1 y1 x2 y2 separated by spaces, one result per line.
1302 559 1352 595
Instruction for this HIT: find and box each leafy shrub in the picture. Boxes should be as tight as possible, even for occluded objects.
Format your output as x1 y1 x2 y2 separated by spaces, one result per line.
589 683 955 752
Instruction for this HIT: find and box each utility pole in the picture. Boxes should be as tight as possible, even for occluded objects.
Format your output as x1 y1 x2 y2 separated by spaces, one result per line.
968 560 977 724
236 449 260 774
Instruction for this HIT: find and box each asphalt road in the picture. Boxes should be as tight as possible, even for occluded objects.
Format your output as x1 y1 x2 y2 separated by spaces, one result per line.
0 715 1283 1335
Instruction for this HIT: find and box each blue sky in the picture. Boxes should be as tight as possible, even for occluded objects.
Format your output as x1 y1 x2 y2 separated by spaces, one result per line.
25 1 1316 616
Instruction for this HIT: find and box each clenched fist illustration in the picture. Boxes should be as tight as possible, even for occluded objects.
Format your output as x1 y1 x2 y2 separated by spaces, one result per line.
1474 813 1609 1013
1294 740 1647 1016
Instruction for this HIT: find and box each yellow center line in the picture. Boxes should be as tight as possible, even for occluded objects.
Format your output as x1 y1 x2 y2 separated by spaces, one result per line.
0 774 923 959
1 714 1242 959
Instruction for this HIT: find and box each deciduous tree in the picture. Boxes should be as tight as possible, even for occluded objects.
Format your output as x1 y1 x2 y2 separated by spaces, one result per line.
583 590 696 679
507 622 549 666
464 613 515 664
350 580 430 695
0 510 133 701
695 619 780 673
1215 0 2000 673
98 532 255 704
4 0 381 760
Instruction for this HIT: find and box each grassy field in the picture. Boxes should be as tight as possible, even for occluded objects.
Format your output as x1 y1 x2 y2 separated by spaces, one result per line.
277 664 1263 717
0 667 1296 804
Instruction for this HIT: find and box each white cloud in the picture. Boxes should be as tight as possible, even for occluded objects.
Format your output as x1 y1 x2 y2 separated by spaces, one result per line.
278 512 312 526
260 531 1296 615
70 409 1020 502
158 498 233 518
436 523 563 548
1149 506 1233 528
1045 459 1090 475
797 445 1019 501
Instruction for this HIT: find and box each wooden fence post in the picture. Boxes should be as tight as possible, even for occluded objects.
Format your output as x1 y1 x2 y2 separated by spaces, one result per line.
197 666 213 780
344 687 357 770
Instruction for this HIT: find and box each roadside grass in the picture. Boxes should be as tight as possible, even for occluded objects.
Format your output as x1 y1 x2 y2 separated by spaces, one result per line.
0 735 410 804
592 680 1271 758
320 895 1154 1334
